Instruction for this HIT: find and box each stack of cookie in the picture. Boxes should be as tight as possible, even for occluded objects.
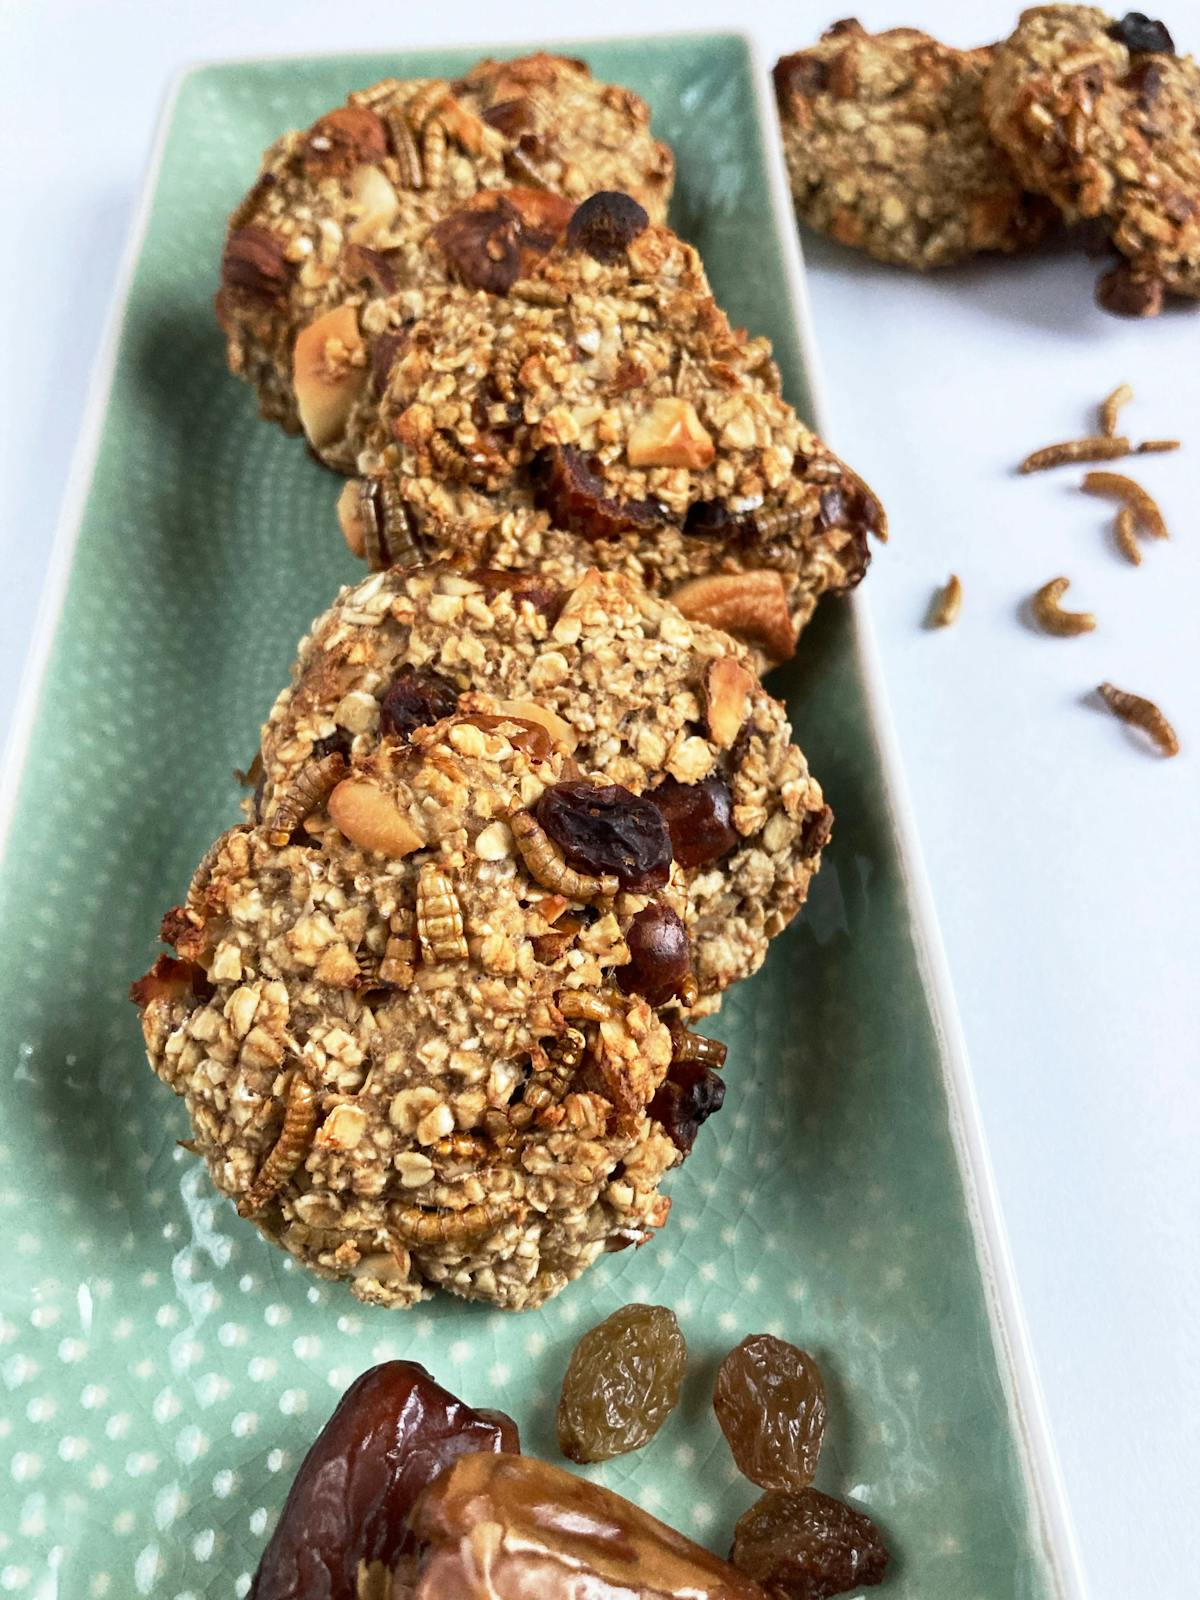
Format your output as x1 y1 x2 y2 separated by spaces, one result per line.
774 7 1198 317
132 54 880 1311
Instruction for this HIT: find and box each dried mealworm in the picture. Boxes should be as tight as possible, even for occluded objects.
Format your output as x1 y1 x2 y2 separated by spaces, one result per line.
1136 439 1181 455
186 831 231 907
1097 683 1180 757
419 118 447 194
1018 436 1131 473
428 429 497 487
390 1197 523 1247
751 506 809 541
265 753 347 846
556 991 618 1023
1030 576 1097 636
509 809 619 901
1099 382 1133 437
415 861 469 963
490 344 523 404
240 1075 318 1215
388 113 422 188
1081 471 1168 539
670 1029 728 1068
930 573 963 628
430 1132 493 1162
1113 506 1142 566
404 79 451 134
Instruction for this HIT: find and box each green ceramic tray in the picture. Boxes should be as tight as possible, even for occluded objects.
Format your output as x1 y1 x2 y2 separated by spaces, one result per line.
0 32 1082 1600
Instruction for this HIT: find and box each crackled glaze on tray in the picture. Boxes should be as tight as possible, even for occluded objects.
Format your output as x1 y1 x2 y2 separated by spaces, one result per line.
0 36 1054 1599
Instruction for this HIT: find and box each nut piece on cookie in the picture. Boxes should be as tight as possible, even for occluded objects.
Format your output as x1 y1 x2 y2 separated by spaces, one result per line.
774 19 1051 270
984 6 1200 313
132 703 729 1312
257 566 832 1009
343 205 885 663
215 55 674 449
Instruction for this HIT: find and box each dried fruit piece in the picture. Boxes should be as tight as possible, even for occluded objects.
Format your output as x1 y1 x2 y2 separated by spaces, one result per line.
328 778 425 857
292 304 367 449
648 774 738 870
220 226 290 301
565 189 650 263
303 105 389 177
410 1452 769 1600
1107 11 1175 53
380 664 460 740
1096 260 1164 318
248 1361 517 1599
670 571 797 665
557 1303 687 1462
617 904 692 1006
627 398 716 470
533 445 667 541
730 1488 889 1600
469 566 565 619
649 1056 726 1153
714 1334 828 1490
537 781 672 892
431 187 574 293
703 656 754 747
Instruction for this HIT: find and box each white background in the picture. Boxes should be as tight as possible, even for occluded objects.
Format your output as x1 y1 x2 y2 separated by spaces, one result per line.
2 2 1198 1594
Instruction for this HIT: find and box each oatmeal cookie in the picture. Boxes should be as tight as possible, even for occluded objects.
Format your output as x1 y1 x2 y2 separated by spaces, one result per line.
984 7 1200 313
133 707 725 1311
256 565 832 1009
773 20 1050 269
216 54 674 447
332 195 885 664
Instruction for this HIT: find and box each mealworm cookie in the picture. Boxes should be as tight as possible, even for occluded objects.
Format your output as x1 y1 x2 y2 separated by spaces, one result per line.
773 20 1050 269
332 196 885 664
256 566 833 1010
133 713 726 1311
216 53 675 446
984 7 1200 313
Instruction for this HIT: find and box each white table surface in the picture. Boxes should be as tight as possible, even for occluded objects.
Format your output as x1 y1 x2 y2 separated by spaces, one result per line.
2 1 1197 1593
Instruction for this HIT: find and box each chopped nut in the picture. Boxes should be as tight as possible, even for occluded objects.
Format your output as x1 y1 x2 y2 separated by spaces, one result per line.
1097 682 1179 757
292 304 368 450
1029 576 1096 636
626 398 715 470
315 1103 368 1151
346 164 400 244
303 106 388 178
473 820 514 860
220 226 290 301
670 571 797 665
328 778 425 857
491 698 577 751
702 657 754 748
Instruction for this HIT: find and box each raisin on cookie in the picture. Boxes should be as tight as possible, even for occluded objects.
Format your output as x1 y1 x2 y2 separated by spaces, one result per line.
133 715 703 1312
216 54 674 446
257 566 832 1010
984 6 1200 314
326 196 885 665
773 19 1050 270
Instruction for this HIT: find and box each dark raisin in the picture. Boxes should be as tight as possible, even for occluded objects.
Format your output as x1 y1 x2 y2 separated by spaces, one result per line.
799 804 834 858
379 665 460 740
647 774 738 869
565 191 650 263
714 1334 828 1490
1124 57 1166 102
468 566 566 621
431 191 572 295
683 498 740 538
1095 259 1165 317
730 1488 889 1600
341 242 399 295
310 730 352 761
481 97 536 137
248 1361 518 1598
536 780 672 891
557 1303 687 1462
370 328 409 396
773 53 829 102
616 904 691 1005
220 226 291 301
532 445 668 541
1107 12 1174 53
649 1058 726 1153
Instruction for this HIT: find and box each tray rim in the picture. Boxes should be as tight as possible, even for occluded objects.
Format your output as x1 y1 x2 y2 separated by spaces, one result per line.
0 31 1086 1599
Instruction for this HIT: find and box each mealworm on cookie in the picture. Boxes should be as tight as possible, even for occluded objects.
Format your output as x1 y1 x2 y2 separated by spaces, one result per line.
1030 577 1096 636
391 1197 522 1247
265 752 347 845
929 573 962 627
1080 471 1168 539
509 808 618 901
1113 506 1142 566
241 1074 319 1215
1097 683 1179 757
1018 436 1131 473
1098 382 1132 438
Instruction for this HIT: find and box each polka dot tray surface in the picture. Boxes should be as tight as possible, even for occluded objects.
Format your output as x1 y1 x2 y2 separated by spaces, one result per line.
0 33 1065 1600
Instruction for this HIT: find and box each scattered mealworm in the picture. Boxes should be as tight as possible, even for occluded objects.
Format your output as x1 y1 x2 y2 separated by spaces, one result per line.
1098 382 1133 438
1080 471 1168 539
1030 577 1097 636
1135 439 1181 455
1113 506 1142 566
929 573 962 628
1018 436 1131 474
1097 683 1180 757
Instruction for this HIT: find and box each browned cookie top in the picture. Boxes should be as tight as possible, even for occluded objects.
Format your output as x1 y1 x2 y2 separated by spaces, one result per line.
215 54 675 439
984 6 1200 311
774 19 1050 269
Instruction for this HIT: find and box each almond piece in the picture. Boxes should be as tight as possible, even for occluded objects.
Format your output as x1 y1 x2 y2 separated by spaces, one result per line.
670 571 797 665
491 698 578 752
336 479 368 558
315 1103 368 1151
627 398 715 470
328 778 425 858
346 164 400 244
303 106 388 178
293 305 367 449
702 657 754 748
